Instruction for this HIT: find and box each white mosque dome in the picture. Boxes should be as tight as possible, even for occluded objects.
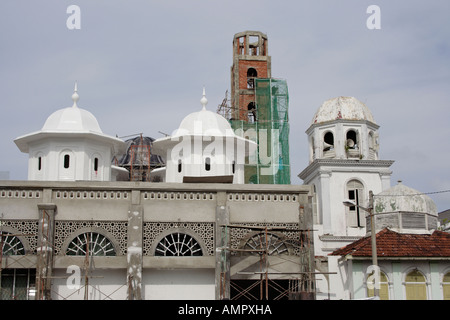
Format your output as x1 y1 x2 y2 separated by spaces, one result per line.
312 96 376 125
42 106 103 133
41 85 102 133
14 84 125 155
176 109 234 137
152 88 257 184
374 181 438 216
173 89 234 137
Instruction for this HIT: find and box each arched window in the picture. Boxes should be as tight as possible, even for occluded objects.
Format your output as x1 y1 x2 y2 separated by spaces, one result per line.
346 130 360 159
324 132 334 149
155 232 203 256
323 132 335 158
205 157 211 171
94 158 99 172
443 272 450 300
66 232 116 256
178 159 182 173
247 68 257 89
405 270 427 300
247 102 257 123
244 233 288 255
346 130 358 149
367 271 390 300
91 154 103 180
64 154 70 169
346 180 364 228
59 150 75 180
35 152 45 179
1 232 25 255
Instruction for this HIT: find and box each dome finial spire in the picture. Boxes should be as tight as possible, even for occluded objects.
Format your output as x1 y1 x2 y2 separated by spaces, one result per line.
200 86 208 110
72 81 79 108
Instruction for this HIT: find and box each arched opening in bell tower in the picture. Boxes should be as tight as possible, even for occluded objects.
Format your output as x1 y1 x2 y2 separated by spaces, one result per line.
247 68 257 89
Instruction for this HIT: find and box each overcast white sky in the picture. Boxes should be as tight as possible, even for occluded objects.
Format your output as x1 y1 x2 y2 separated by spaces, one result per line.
1 1 449 211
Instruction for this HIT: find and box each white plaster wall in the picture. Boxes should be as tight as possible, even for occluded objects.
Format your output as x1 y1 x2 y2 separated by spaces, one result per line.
164 135 245 184
52 268 128 300
327 255 349 300
312 170 386 237
143 269 215 300
26 138 113 182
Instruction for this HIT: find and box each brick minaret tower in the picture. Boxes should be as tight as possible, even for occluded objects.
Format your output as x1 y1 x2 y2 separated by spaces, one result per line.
230 31 271 121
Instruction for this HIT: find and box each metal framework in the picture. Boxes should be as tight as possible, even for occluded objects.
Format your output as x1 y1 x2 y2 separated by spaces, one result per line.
66 232 116 256
129 134 152 182
218 224 316 300
154 232 203 256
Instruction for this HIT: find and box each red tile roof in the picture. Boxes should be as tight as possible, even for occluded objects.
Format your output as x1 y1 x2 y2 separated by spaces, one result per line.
330 228 450 258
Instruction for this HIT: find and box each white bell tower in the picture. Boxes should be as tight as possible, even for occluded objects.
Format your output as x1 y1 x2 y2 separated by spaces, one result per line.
299 96 394 249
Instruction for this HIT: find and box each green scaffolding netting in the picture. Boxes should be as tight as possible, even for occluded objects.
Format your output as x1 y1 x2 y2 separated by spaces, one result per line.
230 78 290 184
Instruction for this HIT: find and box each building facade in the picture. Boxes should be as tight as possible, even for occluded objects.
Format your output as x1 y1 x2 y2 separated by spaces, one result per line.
329 182 450 300
0 85 315 300
0 180 314 300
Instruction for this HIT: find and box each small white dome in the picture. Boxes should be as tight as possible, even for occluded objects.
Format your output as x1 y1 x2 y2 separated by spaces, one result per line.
42 106 103 133
41 84 102 133
173 88 234 137
175 109 234 137
14 84 126 156
312 96 376 125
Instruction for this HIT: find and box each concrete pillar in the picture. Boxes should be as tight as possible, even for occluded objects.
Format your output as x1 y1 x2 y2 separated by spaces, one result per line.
392 262 403 300
351 262 365 299
215 191 230 300
380 171 392 191
36 203 56 300
335 123 344 159
127 190 143 300
319 170 332 234
300 190 316 297
430 261 442 300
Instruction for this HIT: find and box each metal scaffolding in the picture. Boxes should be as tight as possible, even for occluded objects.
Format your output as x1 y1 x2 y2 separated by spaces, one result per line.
218 79 291 185
218 224 316 300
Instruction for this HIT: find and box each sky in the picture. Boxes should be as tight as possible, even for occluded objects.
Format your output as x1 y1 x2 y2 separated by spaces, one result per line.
1 0 449 212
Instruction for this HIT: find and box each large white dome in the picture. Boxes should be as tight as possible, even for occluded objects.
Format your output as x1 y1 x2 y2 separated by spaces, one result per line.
312 96 376 125
374 181 437 216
